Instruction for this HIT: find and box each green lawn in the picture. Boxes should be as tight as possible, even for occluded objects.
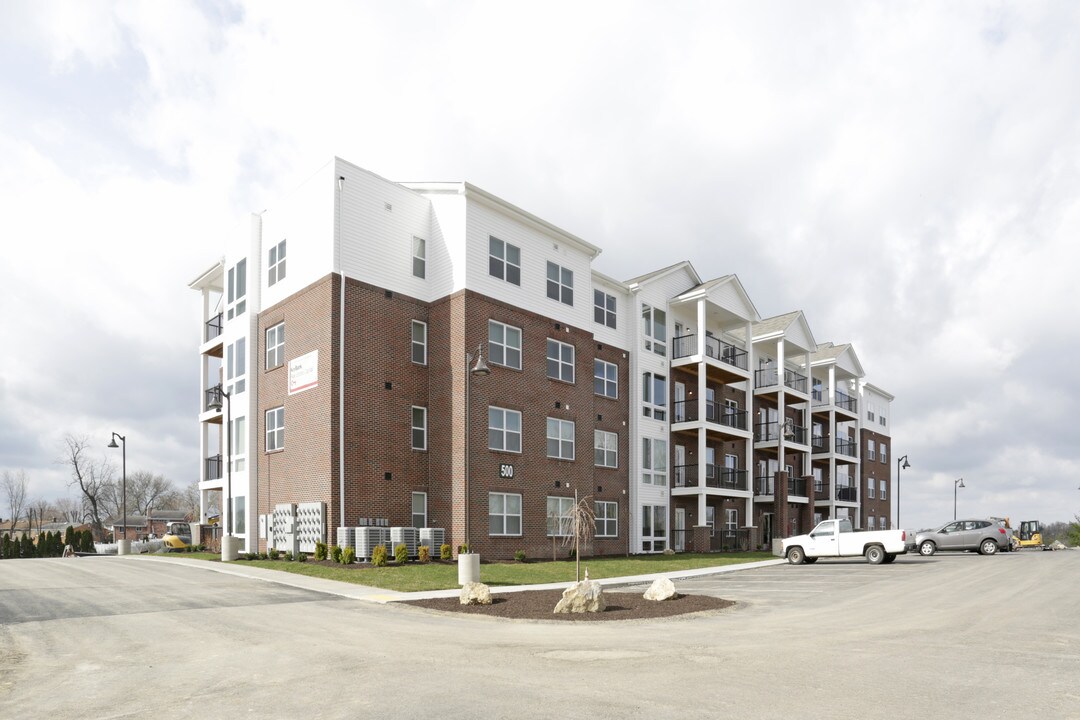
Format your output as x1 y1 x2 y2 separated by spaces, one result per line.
165 551 774 592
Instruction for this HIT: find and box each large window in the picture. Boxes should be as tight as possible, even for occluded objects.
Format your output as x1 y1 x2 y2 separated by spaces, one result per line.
547 418 575 460
411 320 427 365
867 478 876 499
594 359 618 398
595 501 618 538
546 496 574 536
411 406 427 451
641 303 666 356
412 236 426 279
411 492 427 529
546 339 575 383
546 261 573 305
867 439 876 462
488 407 522 453
266 407 284 452
642 437 668 486
880 443 887 464
268 240 286 286
642 372 667 421
234 496 246 535
879 480 887 500
641 505 667 552
489 492 522 536
488 320 522 370
594 289 616 329
595 430 618 468
227 258 247 319
226 338 246 395
867 516 876 530
231 416 246 471
266 322 285 369
489 236 521 285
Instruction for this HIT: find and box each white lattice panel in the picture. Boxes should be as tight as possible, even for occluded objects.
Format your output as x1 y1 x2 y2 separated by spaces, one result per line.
296 502 325 553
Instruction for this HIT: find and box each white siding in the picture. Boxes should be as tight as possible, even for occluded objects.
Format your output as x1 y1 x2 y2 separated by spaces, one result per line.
590 275 631 350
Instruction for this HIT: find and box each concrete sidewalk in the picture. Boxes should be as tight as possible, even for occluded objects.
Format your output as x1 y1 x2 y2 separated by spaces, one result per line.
133 553 786 603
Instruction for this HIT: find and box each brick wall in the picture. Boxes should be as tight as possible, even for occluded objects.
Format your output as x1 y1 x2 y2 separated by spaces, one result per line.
860 428 892 528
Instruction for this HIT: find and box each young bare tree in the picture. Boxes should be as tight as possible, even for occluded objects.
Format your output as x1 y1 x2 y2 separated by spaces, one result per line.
2 469 30 533
54 496 84 525
29 498 52 534
559 491 596 583
60 435 114 541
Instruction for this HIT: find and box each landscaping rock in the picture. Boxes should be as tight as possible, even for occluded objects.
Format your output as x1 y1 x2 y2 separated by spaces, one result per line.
643 577 678 601
460 582 492 606
553 579 606 614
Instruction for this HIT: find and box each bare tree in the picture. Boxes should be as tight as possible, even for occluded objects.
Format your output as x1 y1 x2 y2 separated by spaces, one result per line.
60 435 115 541
2 469 30 533
559 491 596 583
54 496 84 525
180 480 200 520
29 498 52 534
125 470 178 515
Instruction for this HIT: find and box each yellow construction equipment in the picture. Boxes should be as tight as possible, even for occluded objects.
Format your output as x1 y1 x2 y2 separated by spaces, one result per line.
162 521 192 551
1009 519 1047 550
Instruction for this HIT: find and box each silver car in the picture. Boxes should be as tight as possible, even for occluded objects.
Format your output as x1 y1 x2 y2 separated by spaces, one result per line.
914 519 1010 556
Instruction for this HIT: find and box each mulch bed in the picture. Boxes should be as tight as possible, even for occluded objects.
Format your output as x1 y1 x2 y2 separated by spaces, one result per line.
403 589 734 622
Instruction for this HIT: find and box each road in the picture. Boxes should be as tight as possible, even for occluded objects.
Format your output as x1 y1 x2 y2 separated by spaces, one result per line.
2 551 1078 718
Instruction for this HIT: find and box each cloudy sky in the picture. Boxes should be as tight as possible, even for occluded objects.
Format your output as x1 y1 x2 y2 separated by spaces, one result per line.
2 1 1078 531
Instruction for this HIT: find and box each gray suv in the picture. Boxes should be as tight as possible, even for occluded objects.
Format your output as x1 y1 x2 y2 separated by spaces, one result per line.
915 519 1010 556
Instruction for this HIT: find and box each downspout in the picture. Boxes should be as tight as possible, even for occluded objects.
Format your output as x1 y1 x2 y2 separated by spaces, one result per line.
337 174 346 530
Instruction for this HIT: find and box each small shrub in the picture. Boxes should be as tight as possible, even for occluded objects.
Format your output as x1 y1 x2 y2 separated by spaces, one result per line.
259 552 268 560
297 553 307 563
394 543 408 564
418 545 431 563
514 550 526 562
330 544 343 563
268 548 280 560
371 544 388 567
342 546 355 564
457 543 469 555
314 541 328 561
284 551 294 562
440 543 452 561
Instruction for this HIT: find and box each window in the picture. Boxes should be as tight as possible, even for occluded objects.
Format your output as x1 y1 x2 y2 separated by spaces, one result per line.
879 415 887 427
266 407 284 452
411 492 427 529
867 439 876 462
725 508 738 533
268 239 286 286
489 236 521 285
234 496 246 535
812 379 823 402
546 339 575 383
594 359 618 398
594 289 616 329
546 261 573 305
488 320 522 370
411 406 427 451
227 338 246 394
595 430 618 468
411 320 427 365
488 407 522 452
546 496 574 536
867 516 876 530
412 236 426 279
227 258 247 319
867 478 876 499
880 443 887 464
231 416 246 471
489 492 522 536
595 501 617 538
266 323 285 369
880 516 888 530
641 505 667 552
867 408 876 422
642 303 666 356
547 418 575 460
813 468 823 493
879 480 887 500
642 437 668 486
642 372 667 421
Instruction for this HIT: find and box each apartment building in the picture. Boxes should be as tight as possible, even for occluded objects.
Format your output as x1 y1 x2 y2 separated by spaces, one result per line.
189 156 893 558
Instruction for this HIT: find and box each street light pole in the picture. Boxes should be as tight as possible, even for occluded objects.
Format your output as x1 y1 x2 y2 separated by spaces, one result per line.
107 433 126 544
896 455 910 527
953 477 965 520
463 344 490 552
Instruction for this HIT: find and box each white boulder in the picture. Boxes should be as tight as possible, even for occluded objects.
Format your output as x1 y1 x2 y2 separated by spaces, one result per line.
553 579 606 614
643 577 678 601
460 582 492 606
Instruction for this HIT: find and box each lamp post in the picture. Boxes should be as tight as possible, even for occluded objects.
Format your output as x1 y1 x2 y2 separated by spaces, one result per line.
896 455 910 527
953 477 965 520
207 387 233 537
463 344 490 551
107 432 127 550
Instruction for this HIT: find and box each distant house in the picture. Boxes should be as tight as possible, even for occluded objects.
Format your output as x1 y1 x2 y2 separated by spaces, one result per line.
106 510 192 540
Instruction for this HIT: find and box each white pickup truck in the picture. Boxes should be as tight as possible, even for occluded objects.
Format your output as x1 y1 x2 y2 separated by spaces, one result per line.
781 519 908 565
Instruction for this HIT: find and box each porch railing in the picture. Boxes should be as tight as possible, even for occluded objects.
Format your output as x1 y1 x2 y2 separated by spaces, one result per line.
672 400 748 430
672 334 749 371
205 312 223 342
205 454 222 481
836 485 858 502
835 390 857 412
835 438 856 457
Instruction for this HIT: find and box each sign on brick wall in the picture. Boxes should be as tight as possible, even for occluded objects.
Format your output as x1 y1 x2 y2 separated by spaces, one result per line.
288 350 318 395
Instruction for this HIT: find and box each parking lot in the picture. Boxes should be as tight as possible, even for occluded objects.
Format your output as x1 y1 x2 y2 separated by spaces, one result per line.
2 550 1078 718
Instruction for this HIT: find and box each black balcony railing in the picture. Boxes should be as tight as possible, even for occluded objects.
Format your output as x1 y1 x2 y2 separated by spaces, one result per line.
755 476 774 495
789 424 807 444
835 438 856 456
835 391 857 412
755 368 780 389
715 468 749 491
711 528 751 552
674 465 749 491
205 312 223 342
788 477 808 497
672 334 749 371
205 384 223 412
205 454 222 481
672 334 696 359
784 369 808 393
811 435 826 452
673 400 749 431
836 485 858 502
755 421 780 442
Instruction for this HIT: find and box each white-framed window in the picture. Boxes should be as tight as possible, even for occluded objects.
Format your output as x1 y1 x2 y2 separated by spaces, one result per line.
880 443 887 464
812 379 823 402
546 496 574 536
265 407 283 452
489 492 522 536
411 406 427 451
231 416 246 471
546 418 575 460
546 338 575 383
227 258 247 320
813 467 823 493
488 407 522 453
641 504 667 552
489 236 521 286
266 322 284 369
411 491 427 529
234 496 246 534
488 320 522 370
595 501 617 538
594 430 618 468
880 516 888 529
642 372 667 421
411 320 427 365
546 261 573 305
412 236 426 279
594 289 616 329
867 439 876 462
641 303 666 356
867 516 876 530
724 508 738 532
226 338 246 394
642 437 668 486
879 480 887 500
268 239 286 286
867 477 876 499
594 359 618 399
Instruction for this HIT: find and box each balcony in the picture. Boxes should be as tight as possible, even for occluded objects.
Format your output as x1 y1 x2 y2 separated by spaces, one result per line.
672 334 749 371
814 483 828 500
755 421 780 442
673 466 750 492
205 384 223 413
672 400 749 431
835 438 856 457
835 391 857 413
788 477 808 497
205 312 223 342
711 528 752 552
811 435 826 452
836 485 858 502
784 369 808 394
755 476 774 496
205 454 222 481
755 368 779 390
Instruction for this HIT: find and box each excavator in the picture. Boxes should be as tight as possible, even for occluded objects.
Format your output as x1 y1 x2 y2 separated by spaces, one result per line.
162 521 193 551
1008 519 1049 550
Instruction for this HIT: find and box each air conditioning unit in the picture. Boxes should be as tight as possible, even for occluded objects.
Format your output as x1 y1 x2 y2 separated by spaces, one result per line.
355 526 391 561
390 526 419 559
336 526 356 550
419 528 445 558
